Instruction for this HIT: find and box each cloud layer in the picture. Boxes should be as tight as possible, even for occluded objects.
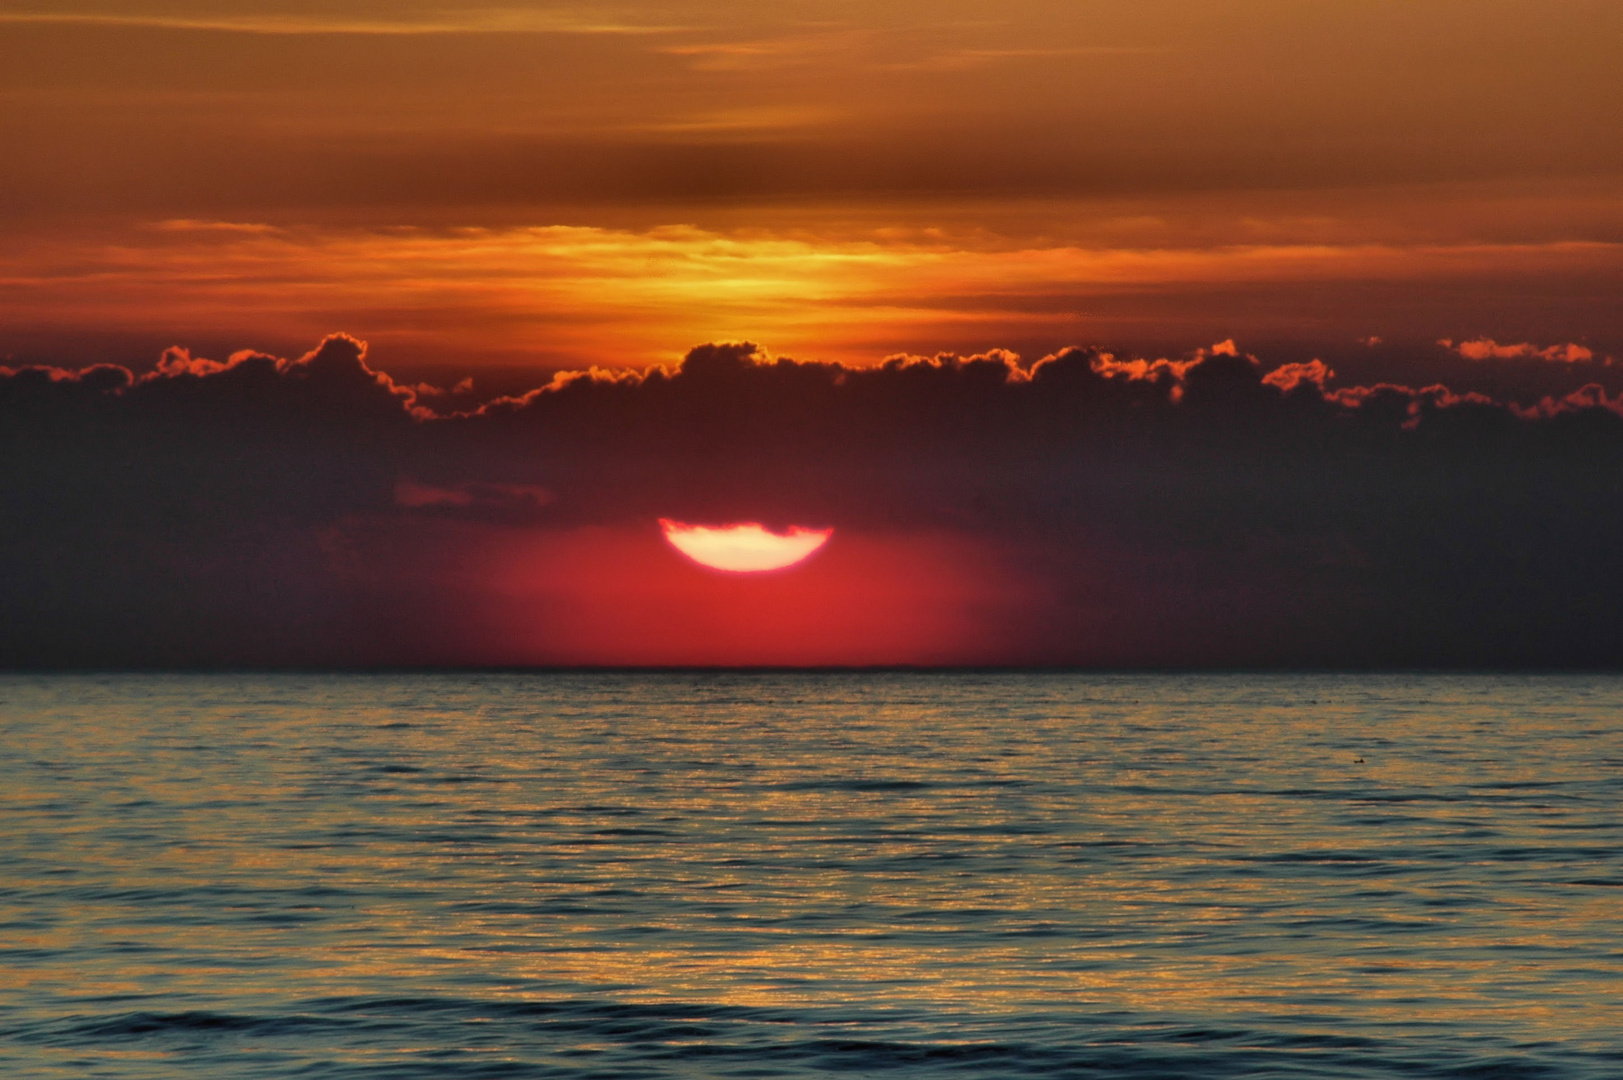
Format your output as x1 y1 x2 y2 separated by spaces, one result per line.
5 334 1623 666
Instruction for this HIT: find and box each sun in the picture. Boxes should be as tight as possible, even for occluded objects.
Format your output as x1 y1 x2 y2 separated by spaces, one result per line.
659 519 833 572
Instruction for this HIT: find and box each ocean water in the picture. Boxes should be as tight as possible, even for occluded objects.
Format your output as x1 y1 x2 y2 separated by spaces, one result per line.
0 673 1620 1079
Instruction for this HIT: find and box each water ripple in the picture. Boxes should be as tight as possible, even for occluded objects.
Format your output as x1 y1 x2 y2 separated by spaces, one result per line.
1 673 1620 1078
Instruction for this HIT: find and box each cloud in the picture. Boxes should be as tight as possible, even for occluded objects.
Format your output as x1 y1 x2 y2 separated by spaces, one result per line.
395 478 554 515
1262 359 1334 392
1444 337 1605 364
6 219 1622 376
0 10 678 36
150 219 283 234
4 334 1623 667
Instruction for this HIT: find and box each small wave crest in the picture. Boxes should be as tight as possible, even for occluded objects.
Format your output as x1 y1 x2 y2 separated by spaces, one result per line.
4 996 1613 1078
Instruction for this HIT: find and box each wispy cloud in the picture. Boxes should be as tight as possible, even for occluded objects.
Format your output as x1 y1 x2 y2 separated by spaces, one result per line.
150 219 283 234
1442 337 1608 364
654 28 876 71
876 45 1165 72
4 221 1620 372
0 9 681 35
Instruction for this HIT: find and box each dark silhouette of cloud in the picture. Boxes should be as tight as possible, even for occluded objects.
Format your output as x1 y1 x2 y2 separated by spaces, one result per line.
4 333 1622 667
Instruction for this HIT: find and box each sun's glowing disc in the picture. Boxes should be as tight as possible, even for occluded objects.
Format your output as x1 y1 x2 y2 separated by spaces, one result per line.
659 519 832 572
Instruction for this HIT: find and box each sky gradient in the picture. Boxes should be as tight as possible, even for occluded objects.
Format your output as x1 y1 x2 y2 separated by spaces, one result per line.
3 1 1621 666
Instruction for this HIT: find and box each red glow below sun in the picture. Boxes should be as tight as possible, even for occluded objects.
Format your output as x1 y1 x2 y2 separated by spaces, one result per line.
660 519 833 572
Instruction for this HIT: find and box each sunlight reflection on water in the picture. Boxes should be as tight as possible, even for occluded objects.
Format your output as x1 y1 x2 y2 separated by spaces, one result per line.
1 673 1620 1077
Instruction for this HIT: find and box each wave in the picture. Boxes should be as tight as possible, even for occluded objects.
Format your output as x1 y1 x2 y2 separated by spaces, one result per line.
4 996 1617 1079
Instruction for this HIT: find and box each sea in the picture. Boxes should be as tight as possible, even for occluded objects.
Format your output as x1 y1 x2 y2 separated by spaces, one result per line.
0 673 1619 1079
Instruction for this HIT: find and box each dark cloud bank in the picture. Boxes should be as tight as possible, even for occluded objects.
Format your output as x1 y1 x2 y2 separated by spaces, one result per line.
4 335 1622 668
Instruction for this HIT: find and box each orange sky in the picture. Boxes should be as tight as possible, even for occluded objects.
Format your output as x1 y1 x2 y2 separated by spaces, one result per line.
3 0 1621 377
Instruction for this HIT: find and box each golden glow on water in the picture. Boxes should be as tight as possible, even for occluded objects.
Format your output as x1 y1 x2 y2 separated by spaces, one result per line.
2 674 1621 1073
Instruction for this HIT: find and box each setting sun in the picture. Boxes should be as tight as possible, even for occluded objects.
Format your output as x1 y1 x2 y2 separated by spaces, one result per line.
660 519 833 573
